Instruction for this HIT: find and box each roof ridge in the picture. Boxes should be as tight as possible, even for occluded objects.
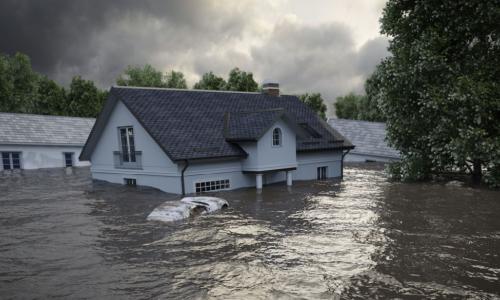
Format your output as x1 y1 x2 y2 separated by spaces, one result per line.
231 107 285 114
112 85 262 95
327 118 386 126
112 85 300 97
0 112 95 121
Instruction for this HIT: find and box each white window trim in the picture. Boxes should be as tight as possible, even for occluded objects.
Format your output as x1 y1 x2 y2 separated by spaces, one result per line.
118 126 136 163
1 151 22 170
194 179 230 193
272 127 282 147
63 152 74 167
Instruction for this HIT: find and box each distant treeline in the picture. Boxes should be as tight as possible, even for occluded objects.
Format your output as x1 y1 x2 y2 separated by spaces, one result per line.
0 52 327 119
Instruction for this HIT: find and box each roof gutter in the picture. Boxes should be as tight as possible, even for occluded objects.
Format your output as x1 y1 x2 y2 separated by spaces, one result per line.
181 159 189 195
341 149 351 179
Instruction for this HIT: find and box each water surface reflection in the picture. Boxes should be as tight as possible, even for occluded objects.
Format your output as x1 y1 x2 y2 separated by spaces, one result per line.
0 165 499 299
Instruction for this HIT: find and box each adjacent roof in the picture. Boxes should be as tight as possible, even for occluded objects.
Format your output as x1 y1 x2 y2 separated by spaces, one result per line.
327 118 400 159
0 112 95 146
81 87 353 161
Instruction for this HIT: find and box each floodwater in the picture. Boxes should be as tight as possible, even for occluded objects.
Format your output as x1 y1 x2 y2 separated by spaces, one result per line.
0 165 499 299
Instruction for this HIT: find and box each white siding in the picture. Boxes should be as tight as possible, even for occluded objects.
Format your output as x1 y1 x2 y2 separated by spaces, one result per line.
90 100 182 193
239 119 297 172
295 151 343 180
0 145 89 170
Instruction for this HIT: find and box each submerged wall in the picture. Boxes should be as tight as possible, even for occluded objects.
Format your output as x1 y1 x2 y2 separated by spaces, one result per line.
0 144 89 170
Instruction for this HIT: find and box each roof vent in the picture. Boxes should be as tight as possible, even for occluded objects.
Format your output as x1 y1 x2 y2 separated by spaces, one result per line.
262 81 280 97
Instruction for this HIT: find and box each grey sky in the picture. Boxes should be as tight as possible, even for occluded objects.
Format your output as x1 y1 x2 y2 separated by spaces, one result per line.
0 0 389 115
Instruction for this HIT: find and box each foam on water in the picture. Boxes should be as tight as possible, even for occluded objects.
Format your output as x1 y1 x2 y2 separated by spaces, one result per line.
147 196 228 222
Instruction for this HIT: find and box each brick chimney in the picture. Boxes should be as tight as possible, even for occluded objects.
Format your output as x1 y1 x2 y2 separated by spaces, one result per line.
262 81 280 97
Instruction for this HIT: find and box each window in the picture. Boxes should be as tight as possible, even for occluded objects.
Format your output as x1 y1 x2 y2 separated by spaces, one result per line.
272 128 282 147
64 152 74 167
2 152 21 170
195 179 230 193
317 166 327 180
119 127 136 163
124 178 137 186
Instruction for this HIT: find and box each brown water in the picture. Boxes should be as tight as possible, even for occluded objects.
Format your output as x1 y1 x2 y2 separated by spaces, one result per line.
0 165 499 299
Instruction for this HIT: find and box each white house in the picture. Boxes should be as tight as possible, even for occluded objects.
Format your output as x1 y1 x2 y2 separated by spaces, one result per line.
328 118 400 162
0 113 95 170
80 84 354 194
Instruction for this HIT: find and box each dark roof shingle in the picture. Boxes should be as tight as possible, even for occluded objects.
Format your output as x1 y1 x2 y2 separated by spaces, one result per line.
82 87 353 161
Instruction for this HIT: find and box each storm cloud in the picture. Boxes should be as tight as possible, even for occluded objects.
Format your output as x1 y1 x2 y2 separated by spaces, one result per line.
0 0 389 116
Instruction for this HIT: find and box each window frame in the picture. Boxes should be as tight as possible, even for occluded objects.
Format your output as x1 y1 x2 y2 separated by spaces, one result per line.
195 179 230 193
63 152 74 167
118 126 136 163
317 166 328 180
2 152 22 170
272 127 282 147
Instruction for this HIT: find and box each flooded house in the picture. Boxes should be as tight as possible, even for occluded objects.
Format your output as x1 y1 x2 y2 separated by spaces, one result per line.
80 84 354 194
328 118 400 163
0 113 95 170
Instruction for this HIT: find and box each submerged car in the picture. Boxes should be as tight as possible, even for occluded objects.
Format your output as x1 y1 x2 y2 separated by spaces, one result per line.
147 196 228 223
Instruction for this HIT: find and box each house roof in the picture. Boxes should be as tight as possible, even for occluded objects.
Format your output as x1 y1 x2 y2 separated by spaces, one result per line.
81 86 353 162
0 112 95 146
223 108 307 142
327 118 400 159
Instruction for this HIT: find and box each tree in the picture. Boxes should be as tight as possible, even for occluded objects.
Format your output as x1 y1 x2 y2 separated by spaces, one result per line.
193 71 227 90
359 70 386 122
165 70 187 89
116 64 166 88
375 0 500 186
67 76 107 117
225 67 259 92
299 93 327 120
0 52 39 113
34 76 67 115
334 93 363 120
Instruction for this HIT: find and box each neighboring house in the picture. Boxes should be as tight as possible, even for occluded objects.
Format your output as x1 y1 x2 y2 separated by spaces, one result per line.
0 113 95 170
80 83 354 194
327 118 400 162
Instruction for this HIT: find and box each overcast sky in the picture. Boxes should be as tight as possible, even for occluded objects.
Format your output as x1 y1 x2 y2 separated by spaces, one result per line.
0 0 389 115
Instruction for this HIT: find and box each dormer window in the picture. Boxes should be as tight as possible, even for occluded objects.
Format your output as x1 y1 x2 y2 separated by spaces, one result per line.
272 127 282 147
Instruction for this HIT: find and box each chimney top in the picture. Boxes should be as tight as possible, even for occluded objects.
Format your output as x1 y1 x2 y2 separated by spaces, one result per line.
262 81 280 97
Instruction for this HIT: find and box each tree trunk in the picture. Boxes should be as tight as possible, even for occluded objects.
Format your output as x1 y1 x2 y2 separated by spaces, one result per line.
472 160 482 185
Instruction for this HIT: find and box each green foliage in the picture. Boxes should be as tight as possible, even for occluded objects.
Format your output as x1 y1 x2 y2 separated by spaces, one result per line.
299 93 327 120
116 65 187 89
0 52 107 117
67 76 108 117
164 70 187 89
225 68 259 92
376 0 500 187
193 71 227 90
334 93 363 120
34 76 67 115
116 64 166 87
334 75 386 122
0 52 39 113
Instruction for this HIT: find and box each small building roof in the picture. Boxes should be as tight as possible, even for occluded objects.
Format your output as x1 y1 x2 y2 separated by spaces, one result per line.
81 86 354 162
0 112 95 146
327 118 400 159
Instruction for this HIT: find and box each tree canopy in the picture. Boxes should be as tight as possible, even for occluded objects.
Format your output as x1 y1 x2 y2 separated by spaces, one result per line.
0 52 107 117
374 0 500 186
116 65 187 89
299 93 327 120
193 71 227 90
225 68 259 92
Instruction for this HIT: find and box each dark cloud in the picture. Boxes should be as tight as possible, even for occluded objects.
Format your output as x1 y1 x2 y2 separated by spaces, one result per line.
0 0 252 85
0 0 389 115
